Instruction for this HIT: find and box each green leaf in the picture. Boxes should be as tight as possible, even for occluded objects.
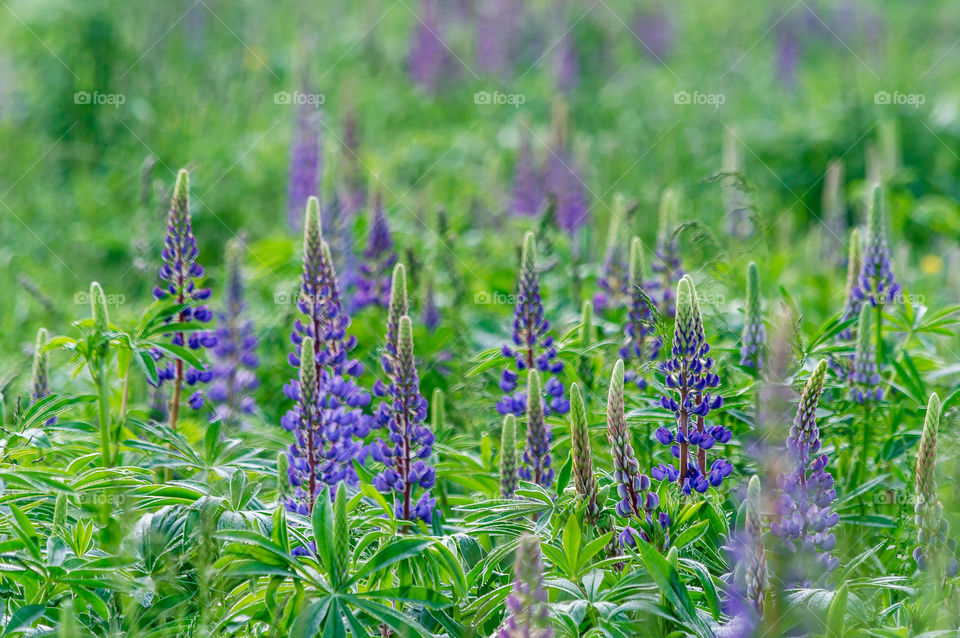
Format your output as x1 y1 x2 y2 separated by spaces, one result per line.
672 520 709 549
2 604 46 636
575 532 613 575
360 586 452 609
290 597 334 638
826 583 848 638
348 538 433 586
555 454 573 496
312 487 335 577
634 541 713 638
562 513 581 575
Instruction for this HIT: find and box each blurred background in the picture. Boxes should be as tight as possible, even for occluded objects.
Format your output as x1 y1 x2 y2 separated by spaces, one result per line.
2 0 960 421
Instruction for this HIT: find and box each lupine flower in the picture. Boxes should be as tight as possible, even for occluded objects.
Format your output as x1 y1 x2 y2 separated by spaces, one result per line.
385 263 408 372
594 198 630 312
511 136 545 217
501 413 518 498
475 0 523 75
849 303 882 403
652 276 732 494
775 19 802 88
607 360 658 547
914 393 958 577
371 315 436 524
31 327 50 403
209 239 259 425
719 475 768 638
744 476 768 615
552 33 579 92
854 185 899 308
287 100 322 232
431 387 446 432
422 274 441 332
498 232 568 417
498 534 553 638
740 262 766 371
408 0 455 93
649 189 684 317
770 360 840 582
340 107 366 217
837 228 862 340
519 370 554 488
544 106 588 234
620 236 661 390
282 198 373 514
353 193 397 312
569 384 599 523
634 4 674 62
151 169 216 416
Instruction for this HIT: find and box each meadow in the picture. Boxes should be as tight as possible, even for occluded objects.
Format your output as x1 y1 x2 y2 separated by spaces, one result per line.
1 0 960 636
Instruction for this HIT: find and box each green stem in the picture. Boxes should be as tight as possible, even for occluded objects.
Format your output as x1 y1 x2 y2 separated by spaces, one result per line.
858 403 870 485
97 360 112 468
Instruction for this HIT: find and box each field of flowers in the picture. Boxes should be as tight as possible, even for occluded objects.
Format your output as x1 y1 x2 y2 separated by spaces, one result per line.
2 1 960 636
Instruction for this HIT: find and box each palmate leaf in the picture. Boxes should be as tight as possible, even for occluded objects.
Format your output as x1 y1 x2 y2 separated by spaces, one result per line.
634 541 714 638
1 603 46 636
14 393 96 432
347 538 434 586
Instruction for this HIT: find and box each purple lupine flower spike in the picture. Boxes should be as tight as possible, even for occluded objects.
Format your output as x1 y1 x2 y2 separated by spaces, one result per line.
518 369 553 488
607 360 657 546
854 184 899 309
849 304 882 403
282 197 373 514
594 196 630 313
422 274 441 332
649 188 684 317
340 107 366 217
475 0 523 75
569 383 599 523
209 239 259 426
151 169 216 418
31 327 50 403
353 193 397 312
498 534 553 638
552 33 579 92
544 103 588 234
739 262 765 371
407 0 455 93
511 136 545 217
287 99 321 232
371 315 436 524
620 236 661 390
498 232 568 417
634 3 674 62
652 276 731 495
500 414 519 498
385 262 408 372
913 393 958 577
770 360 840 582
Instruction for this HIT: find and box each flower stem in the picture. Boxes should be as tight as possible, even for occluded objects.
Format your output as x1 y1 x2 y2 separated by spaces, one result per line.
97 360 112 468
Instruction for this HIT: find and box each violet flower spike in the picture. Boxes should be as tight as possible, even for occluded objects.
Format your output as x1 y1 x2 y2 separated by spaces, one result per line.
498 534 553 638
593 196 630 313
518 370 554 488
352 193 397 312
652 276 731 495
853 184 899 309
569 384 599 523
510 136 545 218
849 303 882 403
837 227 863 340
209 239 259 425
282 198 373 514
371 315 436 524
151 169 216 417
649 188 684 317
497 232 568 417
913 393 958 577
620 236 662 390
770 360 840 582
286 100 322 232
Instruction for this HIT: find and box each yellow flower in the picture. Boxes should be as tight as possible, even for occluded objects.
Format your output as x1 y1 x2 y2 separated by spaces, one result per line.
921 255 943 275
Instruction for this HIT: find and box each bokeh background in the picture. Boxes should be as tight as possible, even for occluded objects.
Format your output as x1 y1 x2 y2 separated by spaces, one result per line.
2 0 960 427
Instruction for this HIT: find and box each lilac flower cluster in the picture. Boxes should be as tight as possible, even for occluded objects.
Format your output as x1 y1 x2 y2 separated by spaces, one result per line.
720 476 767 636
282 198 373 514
652 276 732 494
649 189 684 317
352 194 397 312
498 535 553 638
407 0 455 93
544 136 588 235
770 360 840 581
620 236 661 390
498 232 568 417
371 315 437 524
208 239 259 425
151 169 216 412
